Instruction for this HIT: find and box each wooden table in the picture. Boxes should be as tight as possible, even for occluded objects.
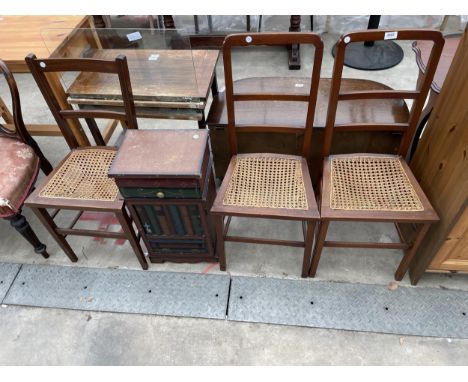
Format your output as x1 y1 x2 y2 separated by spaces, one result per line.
0 15 94 140
67 49 219 130
410 34 461 158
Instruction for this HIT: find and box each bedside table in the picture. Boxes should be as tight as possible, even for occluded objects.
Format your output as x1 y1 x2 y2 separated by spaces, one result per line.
108 129 217 263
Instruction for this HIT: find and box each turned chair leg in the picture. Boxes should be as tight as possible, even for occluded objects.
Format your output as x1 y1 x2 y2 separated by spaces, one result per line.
214 215 226 271
31 207 78 262
301 220 316 278
308 220 330 277
6 212 49 258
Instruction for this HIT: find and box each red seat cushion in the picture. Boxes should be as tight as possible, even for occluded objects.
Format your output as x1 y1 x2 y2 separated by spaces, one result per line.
0 137 39 217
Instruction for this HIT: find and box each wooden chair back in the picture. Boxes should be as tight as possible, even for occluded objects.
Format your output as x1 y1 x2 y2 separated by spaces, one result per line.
222 32 324 158
323 29 445 158
0 59 52 174
25 54 138 149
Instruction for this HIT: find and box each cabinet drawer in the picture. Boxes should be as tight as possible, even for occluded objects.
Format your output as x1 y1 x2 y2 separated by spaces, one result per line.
120 187 201 199
148 238 207 254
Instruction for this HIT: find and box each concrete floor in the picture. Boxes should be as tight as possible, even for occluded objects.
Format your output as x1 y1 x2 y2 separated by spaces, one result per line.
0 16 467 365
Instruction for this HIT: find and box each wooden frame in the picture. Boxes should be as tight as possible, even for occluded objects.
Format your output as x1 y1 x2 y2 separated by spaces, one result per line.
26 54 138 149
210 33 323 277
64 48 220 131
322 29 445 159
309 29 445 282
206 75 410 180
0 60 53 258
408 28 468 283
24 55 147 269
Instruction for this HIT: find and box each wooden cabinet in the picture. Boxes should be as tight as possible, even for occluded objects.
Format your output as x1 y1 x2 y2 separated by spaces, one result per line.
409 29 468 284
109 129 217 264
426 207 468 272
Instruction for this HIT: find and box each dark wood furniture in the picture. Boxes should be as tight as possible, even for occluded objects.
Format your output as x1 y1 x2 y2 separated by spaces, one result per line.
210 33 323 277
65 48 219 130
288 16 302 69
109 129 217 264
24 54 147 269
154 16 261 49
0 60 53 258
308 29 445 282
409 28 468 284
189 15 260 49
207 77 408 181
409 33 461 159
163 15 301 68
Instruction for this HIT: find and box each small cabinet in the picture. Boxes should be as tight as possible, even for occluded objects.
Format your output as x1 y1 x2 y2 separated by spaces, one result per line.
109 129 217 263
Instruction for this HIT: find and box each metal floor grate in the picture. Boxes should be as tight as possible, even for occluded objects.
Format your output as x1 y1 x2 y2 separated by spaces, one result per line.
4 264 230 320
2 262 468 338
0 263 21 302
228 276 468 339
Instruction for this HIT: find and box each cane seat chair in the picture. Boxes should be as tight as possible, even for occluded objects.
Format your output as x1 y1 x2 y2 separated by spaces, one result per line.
25 54 148 269
308 30 444 282
0 60 53 258
210 33 323 277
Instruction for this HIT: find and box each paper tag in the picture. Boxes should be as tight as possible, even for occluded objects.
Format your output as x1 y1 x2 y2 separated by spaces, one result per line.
384 31 398 40
295 83 304 88
148 54 160 61
127 31 143 42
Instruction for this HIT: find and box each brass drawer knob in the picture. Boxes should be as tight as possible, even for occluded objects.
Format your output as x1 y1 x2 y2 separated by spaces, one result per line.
156 192 165 199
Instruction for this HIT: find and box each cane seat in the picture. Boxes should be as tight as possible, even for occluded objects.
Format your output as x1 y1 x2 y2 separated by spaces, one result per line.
329 154 423 212
39 148 118 202
222 154 308 210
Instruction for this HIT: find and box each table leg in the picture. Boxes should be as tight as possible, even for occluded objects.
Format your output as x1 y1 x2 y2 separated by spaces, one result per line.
211 73 219 97
92 15 106 28
289 15 301 70
208 16 213 32
409 90 438 161
163 16 175 29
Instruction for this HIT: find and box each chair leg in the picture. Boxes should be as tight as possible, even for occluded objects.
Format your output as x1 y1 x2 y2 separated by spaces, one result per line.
197 111 206 129
31 207 78 262
394 223 431 281
301 220 316 278
308 220 330 277
115 207 148 270
214 215 226 271
6 212 49 259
